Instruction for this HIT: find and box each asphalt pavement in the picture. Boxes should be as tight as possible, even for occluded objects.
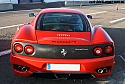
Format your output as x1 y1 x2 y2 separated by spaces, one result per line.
0 3 125 84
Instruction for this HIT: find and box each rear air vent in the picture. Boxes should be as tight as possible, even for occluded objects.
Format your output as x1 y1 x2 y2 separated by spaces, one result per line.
52 40 76 43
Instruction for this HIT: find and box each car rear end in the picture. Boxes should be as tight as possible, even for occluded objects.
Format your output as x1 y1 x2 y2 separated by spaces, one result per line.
10 9 115 79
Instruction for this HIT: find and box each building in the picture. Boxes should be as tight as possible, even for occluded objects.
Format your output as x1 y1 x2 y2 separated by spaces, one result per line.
0 0 44 4
18 0 44 4
0 0 124 4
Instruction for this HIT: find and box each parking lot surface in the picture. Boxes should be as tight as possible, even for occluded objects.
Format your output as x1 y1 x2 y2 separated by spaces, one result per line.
0 3 125 84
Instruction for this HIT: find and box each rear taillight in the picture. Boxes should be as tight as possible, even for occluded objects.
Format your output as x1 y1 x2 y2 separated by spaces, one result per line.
14 43 23 53
24 45 34 55
104 46 113 54
93 47 102 56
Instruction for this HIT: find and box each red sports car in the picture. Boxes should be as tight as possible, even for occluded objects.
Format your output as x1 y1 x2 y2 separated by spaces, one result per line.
10 8 115 79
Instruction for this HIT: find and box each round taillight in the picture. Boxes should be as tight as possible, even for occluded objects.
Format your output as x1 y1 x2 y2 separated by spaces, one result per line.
94 47 102 56
104 46 113 54
24 45 34 55
14 43 23 53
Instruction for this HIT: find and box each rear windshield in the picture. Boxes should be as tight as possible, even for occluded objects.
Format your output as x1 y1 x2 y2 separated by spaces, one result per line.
36 12 90 32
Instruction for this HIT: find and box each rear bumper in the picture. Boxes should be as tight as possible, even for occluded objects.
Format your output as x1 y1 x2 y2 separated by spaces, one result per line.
10 53 115 79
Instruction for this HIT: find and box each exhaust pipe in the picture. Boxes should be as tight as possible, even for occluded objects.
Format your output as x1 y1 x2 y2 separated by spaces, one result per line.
18 66 22 70
97 68 109 74
97 69 104 74
103 68 108 73
17 66 28 72
14 64 30 72
22 67 28 72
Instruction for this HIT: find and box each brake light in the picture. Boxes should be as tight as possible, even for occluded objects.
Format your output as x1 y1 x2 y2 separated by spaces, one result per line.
14 43 23 53
24 45 34 55
104 46 113 54
93 47 102 56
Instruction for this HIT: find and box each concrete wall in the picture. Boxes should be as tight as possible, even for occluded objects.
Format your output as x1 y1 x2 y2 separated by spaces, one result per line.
0 0 10 3
0 3 13 11
11 0 18 4
0 0 18 4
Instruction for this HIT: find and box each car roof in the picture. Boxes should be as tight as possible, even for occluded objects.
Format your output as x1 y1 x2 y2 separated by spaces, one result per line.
39 8 84 14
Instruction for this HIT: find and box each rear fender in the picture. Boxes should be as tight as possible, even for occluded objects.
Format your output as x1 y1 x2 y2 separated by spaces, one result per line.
12 24 37 44
91 26 114 45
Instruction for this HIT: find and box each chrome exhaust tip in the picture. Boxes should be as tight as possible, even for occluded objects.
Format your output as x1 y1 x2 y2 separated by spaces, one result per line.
103 68 108 73
17 66 22 70
97 69 104 74
22 67 28 72
97 68 109 74
13 64 30 72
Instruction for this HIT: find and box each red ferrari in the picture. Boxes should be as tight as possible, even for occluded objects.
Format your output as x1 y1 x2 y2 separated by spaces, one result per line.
10 8 115 79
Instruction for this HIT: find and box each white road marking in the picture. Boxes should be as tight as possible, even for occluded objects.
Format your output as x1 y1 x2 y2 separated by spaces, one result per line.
97 81 109 83
110 17 125 23
20 10 34 12
0 9 41 14
119 55 125 62
0 49 10 57
8 11 20 13
107 4 113 5
21 9 41 11
0 24 23 29
98 25 102 26
121 8 125 10
32 9 41 10
0 11 20 14
87 11 107 15
0 12 7 13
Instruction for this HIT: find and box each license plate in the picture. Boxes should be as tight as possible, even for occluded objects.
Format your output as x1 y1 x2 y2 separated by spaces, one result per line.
46 64 80 71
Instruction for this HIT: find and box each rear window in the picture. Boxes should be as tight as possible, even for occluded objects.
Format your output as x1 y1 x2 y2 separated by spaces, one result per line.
36 12 90 32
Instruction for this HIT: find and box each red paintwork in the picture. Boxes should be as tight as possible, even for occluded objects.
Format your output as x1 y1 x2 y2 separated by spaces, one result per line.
36 30 91 45
10 53 114 78
10 8 115 78
40 8 84 14
12 24 37 44
91 26 114 45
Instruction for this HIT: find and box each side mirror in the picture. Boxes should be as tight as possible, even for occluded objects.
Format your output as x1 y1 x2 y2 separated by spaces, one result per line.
29 13 35 17
87 15 92 19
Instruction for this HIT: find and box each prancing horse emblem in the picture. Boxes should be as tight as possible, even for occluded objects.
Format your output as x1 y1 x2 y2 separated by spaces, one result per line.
61 49 67 57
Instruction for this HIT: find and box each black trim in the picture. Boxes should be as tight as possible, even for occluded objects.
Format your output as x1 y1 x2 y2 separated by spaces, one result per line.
36 14 44 30
30 72 94 79
12 42 114 59
81 14 91 32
